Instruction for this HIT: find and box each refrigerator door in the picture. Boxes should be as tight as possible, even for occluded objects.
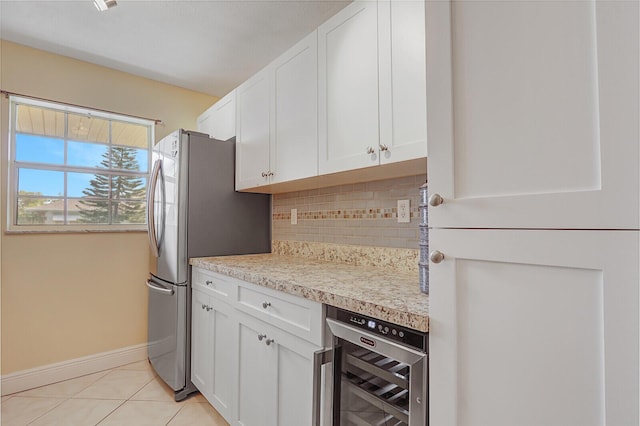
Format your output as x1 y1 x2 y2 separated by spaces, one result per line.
146 274 186 391
155 130 189 285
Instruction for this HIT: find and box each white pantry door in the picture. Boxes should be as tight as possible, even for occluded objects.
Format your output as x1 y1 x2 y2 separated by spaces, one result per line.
426 1 639 229
428 228 639 426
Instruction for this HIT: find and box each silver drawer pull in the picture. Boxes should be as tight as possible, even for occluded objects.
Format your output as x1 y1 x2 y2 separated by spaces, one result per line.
205 280 212 286
262 301 271 309
258 333 266 341
265 338 275 346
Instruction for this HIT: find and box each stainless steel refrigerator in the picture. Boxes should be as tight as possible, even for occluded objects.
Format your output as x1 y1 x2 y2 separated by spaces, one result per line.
145 129 270 401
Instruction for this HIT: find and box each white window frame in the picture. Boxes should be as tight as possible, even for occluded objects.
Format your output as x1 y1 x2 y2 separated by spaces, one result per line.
7 95 154 233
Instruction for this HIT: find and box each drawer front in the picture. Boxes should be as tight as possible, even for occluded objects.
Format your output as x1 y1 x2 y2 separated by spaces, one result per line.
236 282 323 345
191 268 238 304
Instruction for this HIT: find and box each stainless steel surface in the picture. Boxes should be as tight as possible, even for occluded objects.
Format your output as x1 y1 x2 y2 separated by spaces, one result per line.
428 193 443 207
146 159 163 258
327 319 425 365
147 129 271 401
146 279 174 296
313 348 333 426
325 311 428 426
262 301 271 309
147 275 186 393
429 250 444 264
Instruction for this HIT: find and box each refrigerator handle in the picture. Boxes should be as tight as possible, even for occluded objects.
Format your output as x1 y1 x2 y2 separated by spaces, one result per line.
146 159 163 258
146 279 174 296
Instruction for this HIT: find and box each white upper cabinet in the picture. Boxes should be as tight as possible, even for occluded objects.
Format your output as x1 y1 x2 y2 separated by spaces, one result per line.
197 90 236 141
318 0 427 175
378 0 427 164
428 228 639 426
236 31 318 191
426 0 640 229
318 1 380 174
235 69 271 190
270 31 318 184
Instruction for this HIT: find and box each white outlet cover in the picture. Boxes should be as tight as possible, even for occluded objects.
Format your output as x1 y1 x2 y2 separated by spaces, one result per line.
291 208 298 225
397 200 410 223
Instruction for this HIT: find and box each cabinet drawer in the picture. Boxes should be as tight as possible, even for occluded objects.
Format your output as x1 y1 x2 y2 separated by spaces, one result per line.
236 282 323 345
191 268 238 304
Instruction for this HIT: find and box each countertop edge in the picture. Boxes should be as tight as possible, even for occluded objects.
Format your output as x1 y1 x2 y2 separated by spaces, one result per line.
190 256 429 333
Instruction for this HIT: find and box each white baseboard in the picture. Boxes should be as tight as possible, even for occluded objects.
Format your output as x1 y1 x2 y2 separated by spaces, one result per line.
0 343 148 396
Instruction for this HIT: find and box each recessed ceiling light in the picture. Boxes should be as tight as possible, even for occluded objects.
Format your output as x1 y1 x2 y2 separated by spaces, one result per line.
94 0 117 12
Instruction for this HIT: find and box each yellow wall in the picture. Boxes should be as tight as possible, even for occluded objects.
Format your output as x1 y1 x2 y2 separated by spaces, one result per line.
0 40 217 374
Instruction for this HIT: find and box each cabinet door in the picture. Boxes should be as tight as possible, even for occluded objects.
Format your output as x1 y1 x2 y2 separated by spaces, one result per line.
236 317 276 426
318 0 380 174
272 328 317 426
428 229 639 426
212 90 236 141
236 69 271 190
196 105 216 138
209 299 236 420
426 1 639 229
378 0 427 164
271 31 318 184
191 288 212 398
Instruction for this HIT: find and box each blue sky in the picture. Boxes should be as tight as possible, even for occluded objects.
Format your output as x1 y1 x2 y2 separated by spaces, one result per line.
16 134 148 197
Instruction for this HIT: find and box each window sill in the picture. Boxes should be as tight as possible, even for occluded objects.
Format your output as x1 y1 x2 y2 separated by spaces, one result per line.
5 226 148 235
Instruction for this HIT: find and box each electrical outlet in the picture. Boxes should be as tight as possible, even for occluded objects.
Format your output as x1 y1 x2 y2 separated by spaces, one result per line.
291 208 298 225
397 200 410 223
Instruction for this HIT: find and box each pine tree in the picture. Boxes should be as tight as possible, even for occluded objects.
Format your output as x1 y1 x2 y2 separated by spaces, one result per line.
78 147 146 224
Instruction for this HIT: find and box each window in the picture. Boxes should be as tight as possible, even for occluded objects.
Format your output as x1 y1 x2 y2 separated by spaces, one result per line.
7 96 154 232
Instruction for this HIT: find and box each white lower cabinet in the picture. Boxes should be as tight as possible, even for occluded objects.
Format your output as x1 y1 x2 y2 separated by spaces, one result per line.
235 312 319 426
191 267 323 426
191 286 236 420
428 229 639 426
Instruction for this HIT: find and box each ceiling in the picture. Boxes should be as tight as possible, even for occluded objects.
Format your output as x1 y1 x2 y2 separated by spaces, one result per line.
0 0 350 97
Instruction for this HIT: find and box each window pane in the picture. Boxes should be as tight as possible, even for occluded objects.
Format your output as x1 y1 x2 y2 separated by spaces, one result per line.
15 134 64 164
111 174 147 200
67 113 109 143
16 104 65 138
16 197 60 225
68 172 109 198
68 141 110 169
74 198 110 224
18 168 64 197
112 200 146 224
112 121 149 149
110 147 147 172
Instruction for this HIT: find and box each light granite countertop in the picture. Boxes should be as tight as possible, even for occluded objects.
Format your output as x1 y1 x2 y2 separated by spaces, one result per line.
190 253 429 332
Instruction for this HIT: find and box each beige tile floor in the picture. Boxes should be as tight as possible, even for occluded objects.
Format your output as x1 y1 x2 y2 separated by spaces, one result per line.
0 360 229 426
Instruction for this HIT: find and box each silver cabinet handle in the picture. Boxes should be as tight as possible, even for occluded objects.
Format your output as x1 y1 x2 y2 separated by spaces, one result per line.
262 301 271 309
366 147 375 154
265 338 275 346
258 333 266 341
429 250 445 264
261 172 267 178
205 280 212 286
429 194 444 207
268 171 274 177
379 144 389 151
202 304 206 310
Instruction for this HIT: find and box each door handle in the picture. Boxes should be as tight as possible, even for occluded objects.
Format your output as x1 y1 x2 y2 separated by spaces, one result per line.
146 159 163 258
312 348 334 426
146 279 174 296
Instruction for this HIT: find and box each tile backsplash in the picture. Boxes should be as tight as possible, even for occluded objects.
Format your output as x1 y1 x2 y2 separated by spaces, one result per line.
272 174 427 249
